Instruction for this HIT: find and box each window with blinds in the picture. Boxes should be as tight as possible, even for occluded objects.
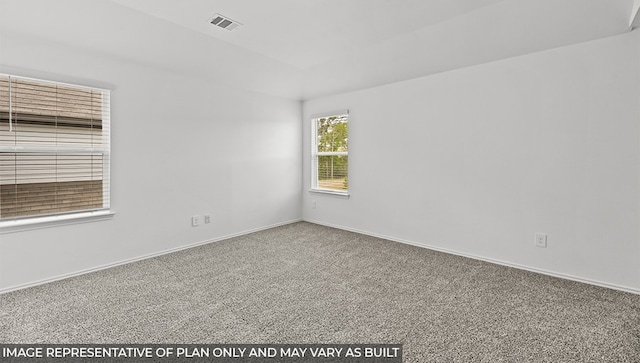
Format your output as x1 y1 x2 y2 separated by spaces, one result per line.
311 112 348 194
0 74 110 221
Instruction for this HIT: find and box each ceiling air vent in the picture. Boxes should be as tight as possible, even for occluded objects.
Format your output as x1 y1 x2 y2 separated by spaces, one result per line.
210 13 242 31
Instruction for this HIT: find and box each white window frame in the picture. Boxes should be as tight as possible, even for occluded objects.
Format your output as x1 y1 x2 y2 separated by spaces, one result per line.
0 74 113 233
310 110 349 197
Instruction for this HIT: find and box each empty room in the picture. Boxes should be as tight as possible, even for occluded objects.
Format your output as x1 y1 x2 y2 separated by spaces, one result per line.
1 0 639 362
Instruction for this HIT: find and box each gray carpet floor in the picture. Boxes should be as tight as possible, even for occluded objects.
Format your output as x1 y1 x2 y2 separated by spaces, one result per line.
1 222 639 362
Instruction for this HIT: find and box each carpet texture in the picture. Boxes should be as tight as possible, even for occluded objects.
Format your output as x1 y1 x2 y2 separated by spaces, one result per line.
1 222 639 362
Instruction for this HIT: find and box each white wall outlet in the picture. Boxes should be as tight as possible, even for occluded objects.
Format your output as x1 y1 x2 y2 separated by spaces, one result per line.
311 200 316 209
535 233 547 248
192 215 200 227
204 214 212 224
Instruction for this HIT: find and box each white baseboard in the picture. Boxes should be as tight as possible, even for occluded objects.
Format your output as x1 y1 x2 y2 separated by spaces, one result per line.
0 218 302 295
5 217 637 296
303 218 640 295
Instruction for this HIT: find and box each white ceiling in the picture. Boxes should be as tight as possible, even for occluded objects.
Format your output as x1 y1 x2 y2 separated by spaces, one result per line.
109 0 507 70
0 0 635 100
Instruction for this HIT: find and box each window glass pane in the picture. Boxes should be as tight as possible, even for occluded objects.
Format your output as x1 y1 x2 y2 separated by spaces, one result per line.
0 180 103 218
317 155 348 191
0 76 13 147
0 74 109 221
317 115 348 153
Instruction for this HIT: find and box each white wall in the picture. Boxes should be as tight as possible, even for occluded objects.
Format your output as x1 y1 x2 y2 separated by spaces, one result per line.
0 32 302 292
2 13 639 295
632 0 640 28
303 31 640 292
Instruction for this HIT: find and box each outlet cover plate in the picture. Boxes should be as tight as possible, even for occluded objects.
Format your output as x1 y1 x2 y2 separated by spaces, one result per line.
535 233 547 248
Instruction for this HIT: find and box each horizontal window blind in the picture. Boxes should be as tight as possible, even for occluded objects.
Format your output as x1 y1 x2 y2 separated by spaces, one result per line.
0 74 110 220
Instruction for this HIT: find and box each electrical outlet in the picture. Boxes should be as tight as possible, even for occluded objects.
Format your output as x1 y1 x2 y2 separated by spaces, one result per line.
192 215 200 227
535 233 547 248
311 200 316 209
204 215 212 224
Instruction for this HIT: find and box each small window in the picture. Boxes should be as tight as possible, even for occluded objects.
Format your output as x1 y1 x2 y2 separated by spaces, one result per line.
0 74 111 222
311 112 348 195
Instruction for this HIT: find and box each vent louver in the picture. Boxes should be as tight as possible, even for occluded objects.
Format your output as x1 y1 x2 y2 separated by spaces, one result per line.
210 14 242 31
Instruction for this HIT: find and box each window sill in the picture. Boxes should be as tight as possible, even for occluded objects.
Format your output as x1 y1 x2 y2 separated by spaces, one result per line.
309 189 350 198
0 210 115 234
